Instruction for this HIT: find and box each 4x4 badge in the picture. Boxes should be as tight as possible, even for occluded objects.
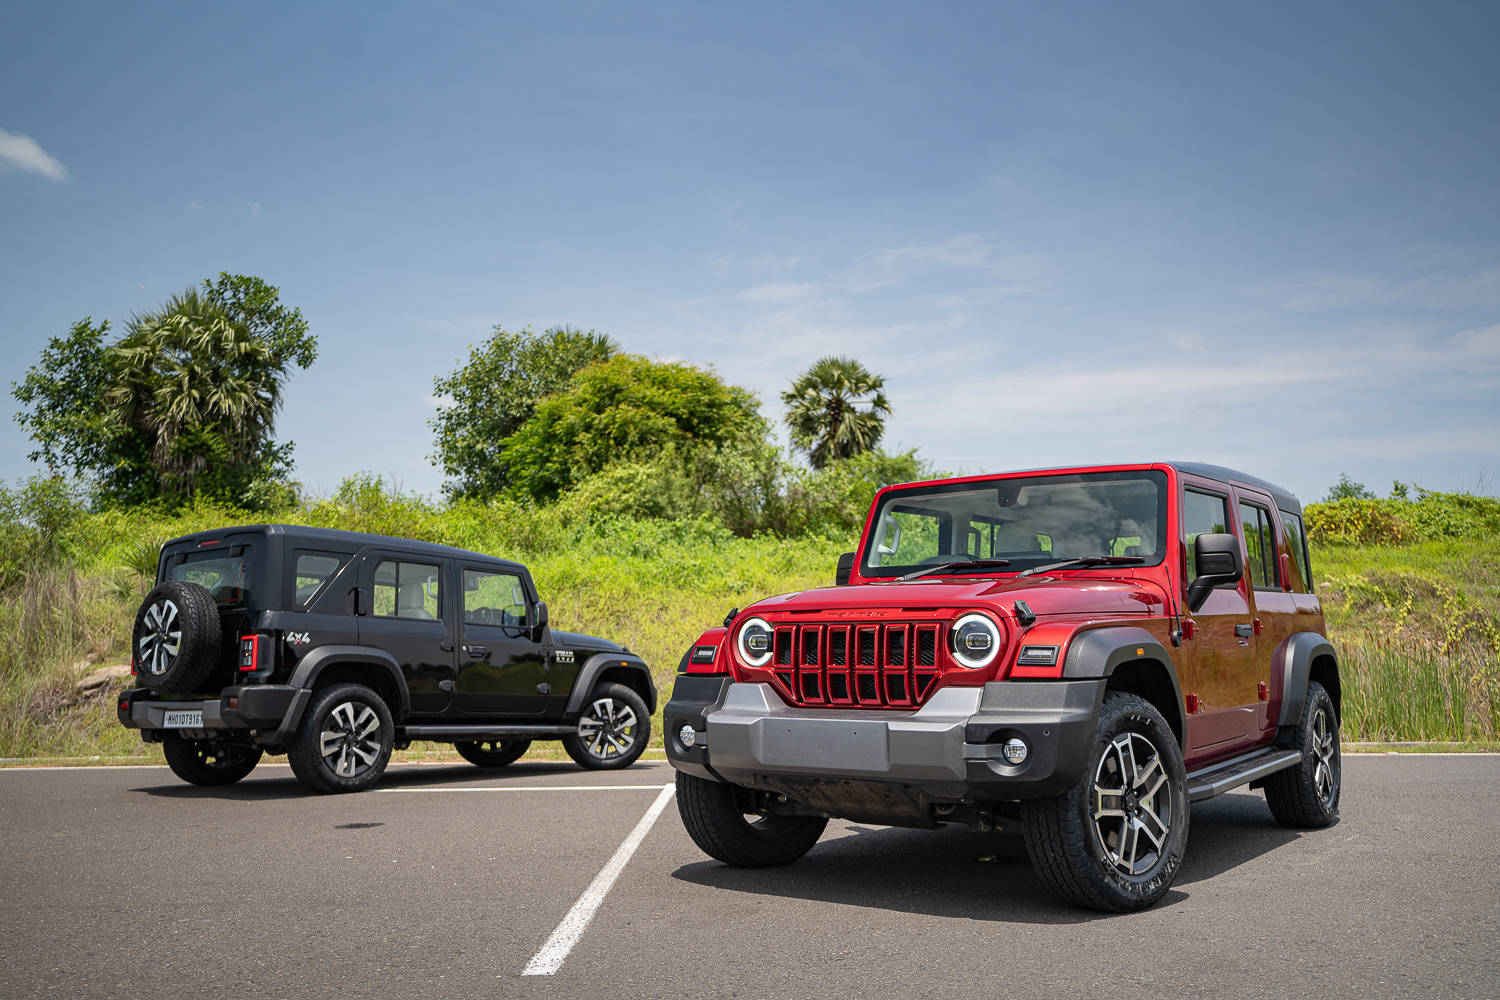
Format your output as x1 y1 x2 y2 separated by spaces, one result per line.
286 631 312 646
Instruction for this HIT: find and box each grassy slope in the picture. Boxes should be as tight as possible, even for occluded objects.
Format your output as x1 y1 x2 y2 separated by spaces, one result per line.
1 498 1496 757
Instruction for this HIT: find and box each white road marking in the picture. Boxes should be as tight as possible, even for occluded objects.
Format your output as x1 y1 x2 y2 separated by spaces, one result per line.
522 781 677 977
376 784 667 793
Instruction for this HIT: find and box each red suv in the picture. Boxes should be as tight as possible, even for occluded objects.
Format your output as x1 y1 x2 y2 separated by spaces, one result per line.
665 463 1340 911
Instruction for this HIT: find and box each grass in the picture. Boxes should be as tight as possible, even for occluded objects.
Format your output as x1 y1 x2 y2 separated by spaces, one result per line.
1 488 1496 759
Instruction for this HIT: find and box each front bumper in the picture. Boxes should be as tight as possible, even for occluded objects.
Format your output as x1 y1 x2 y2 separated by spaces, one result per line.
119 685 299 737
665 676 1104 822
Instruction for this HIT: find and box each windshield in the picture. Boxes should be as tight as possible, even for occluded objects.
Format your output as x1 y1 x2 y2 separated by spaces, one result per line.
862 470 1168 578
168 547 255 607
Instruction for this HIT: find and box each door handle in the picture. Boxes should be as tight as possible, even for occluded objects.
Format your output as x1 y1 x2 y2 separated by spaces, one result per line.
1234 624 1254 638
464 644 490 659
439 640 454 652
438 679 454 692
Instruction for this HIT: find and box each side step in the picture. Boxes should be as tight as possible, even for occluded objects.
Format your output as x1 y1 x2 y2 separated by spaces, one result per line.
402 724 574 740
1186 747 1302 803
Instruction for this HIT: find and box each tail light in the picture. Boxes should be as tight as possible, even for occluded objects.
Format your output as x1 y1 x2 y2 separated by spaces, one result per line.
238 635 262 672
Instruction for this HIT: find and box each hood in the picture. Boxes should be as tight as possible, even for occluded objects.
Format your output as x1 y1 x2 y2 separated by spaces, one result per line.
747 575 1169 619
549 630 625 654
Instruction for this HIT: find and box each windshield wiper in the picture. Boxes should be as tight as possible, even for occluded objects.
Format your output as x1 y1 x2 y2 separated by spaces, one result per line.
897 557 1011 582
1018 555 1145 578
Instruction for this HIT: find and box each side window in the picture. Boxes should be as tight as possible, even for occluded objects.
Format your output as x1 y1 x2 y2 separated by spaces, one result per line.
372 560 442 620
1281 511 1312 591
1238 502 1278 589
1182 490 1230 584
292 550 347 609
463 569 528 627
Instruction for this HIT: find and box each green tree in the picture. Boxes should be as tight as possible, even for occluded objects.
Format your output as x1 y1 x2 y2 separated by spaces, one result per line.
500 354 762 501
1323 472 1376 503
430 326 619 498
782 356 891 469
11 273 315 508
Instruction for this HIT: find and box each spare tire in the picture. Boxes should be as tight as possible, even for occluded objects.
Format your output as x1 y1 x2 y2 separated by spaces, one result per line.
133 581 222 693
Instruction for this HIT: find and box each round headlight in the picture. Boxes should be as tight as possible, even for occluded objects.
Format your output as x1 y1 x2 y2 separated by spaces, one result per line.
950 613 1001 669
737 616 774 667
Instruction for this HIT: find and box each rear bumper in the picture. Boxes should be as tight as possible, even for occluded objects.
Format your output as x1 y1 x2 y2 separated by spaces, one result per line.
119 685 299 735
664 676 1105 817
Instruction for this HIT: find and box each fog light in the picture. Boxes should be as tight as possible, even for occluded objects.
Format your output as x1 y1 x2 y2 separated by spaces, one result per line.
1002 738 1028 765
678 725 697 749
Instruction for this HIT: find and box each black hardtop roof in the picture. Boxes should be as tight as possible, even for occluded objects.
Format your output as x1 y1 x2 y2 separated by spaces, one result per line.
161 524 527 570
1166 462 1302 514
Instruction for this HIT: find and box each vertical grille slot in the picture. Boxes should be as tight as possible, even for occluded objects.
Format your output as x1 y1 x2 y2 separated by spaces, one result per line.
762 619 951 709
801 626 820 666
828 674 849 701
857 627 876 667
830 628 848 666
885 674 908 703
856 673 879 703
917 626 937 667
774 627 794 667
886 626 906 667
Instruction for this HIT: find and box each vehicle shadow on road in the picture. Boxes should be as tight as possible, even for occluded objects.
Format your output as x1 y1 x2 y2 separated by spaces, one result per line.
133 760 591 800
671 790 1311 922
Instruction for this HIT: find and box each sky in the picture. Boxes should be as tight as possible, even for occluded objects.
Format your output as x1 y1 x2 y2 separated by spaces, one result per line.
2 1 1498 506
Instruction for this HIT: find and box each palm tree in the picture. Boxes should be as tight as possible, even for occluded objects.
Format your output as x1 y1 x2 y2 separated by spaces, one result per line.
781 356 891 469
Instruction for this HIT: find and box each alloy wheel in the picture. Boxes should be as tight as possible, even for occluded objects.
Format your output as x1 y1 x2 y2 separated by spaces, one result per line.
1091 731 1174 876
137 599 181 676
320 701 383 778
576 697 639 761
1311 704 1339 808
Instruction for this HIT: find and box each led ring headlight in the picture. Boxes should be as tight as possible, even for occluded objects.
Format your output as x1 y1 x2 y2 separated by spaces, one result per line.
950 613 1001 669
737 616 775 667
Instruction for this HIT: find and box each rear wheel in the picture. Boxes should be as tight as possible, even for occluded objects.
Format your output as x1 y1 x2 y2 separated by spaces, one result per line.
1021 692 1189 912
162 735 262 785
562 682 650 770
288 683 394 793
676 772 828 868
1265 681 1340 828
455 739 531 768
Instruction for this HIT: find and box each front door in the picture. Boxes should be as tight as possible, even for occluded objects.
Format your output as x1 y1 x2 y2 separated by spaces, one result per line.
1179 481 1260 753
359 553 455 717
455 566 548 717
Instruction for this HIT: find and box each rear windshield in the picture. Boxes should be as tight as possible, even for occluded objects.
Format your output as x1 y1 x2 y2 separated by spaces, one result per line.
168 547 254 607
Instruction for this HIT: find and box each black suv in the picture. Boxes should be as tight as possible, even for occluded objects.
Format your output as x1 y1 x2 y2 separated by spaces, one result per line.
118 525 656 792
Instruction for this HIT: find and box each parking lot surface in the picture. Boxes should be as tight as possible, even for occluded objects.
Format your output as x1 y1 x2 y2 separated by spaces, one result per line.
2 755 1497 999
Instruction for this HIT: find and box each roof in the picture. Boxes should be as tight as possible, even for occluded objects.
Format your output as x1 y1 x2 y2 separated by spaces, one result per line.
1166 462 1303 514
160 524 527 570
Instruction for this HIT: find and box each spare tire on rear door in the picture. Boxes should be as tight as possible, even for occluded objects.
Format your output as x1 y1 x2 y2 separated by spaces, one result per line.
133 581 223 693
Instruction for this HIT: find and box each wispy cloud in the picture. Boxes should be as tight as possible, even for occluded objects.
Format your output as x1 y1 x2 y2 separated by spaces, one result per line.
188 200 204 214
738 282 816 304
0 127 67 181
246 201 262 216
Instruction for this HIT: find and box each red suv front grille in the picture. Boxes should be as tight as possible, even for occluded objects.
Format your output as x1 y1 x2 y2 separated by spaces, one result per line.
769 622 945 708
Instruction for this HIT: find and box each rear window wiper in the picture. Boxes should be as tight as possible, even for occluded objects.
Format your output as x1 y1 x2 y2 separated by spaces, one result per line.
1018 555 1145 578
896 557 1011 582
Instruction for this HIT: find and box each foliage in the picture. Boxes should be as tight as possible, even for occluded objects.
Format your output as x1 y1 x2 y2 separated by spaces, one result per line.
1305 489 1500 545
10 274 314 510
782 356 891 470
1322 472 1375 502
430 326 619 499
500 354 763 502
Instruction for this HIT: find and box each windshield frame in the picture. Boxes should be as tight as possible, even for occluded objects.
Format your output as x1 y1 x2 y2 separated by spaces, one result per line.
858 469 1170 580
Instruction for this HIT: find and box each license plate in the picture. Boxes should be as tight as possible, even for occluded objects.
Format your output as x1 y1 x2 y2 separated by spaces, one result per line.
162 710 203 728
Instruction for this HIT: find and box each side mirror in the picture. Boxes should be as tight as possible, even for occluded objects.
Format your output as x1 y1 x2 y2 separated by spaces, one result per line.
835 552 856 586
1186 533 1243 612
532 600 549 641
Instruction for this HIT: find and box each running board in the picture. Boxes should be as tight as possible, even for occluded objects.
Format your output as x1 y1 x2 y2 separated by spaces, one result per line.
1186 747 1302 803
402 724 574 740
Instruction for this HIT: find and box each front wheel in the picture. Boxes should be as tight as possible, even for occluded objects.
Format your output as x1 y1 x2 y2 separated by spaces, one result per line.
455 739 531 768
288 683 394 793
1021 691 1190 912
562 682 650 770
676 772 828 867
162 735 262 785
1264 681 1340 828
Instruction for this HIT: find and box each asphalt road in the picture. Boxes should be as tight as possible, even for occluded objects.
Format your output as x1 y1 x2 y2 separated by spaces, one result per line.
1 755 1496 1000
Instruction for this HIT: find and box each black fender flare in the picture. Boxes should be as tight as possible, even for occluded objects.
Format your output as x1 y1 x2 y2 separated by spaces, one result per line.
1061 625 1184 747
564 652 657 717
286 644 411 717
1273 632 1339 734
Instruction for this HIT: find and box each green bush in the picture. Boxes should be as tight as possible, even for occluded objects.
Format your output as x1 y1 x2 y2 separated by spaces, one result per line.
1305 489 1500 545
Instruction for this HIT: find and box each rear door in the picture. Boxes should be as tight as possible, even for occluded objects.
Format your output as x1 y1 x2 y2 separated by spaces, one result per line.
454 564 549 717
358 552 455 717
1233 488 1295 734
1179 476 1260 752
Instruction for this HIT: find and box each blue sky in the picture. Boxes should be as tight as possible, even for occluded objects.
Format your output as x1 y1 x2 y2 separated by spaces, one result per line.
3 1 1497 505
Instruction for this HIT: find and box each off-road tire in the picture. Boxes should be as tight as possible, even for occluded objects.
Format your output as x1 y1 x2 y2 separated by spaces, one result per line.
132 581 222 694
288 683 394 794
162 735 262 785
1021 691 1190 912
455 739 531 768
1264 681 1340 828
563 682 650 771
676 772 828 868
